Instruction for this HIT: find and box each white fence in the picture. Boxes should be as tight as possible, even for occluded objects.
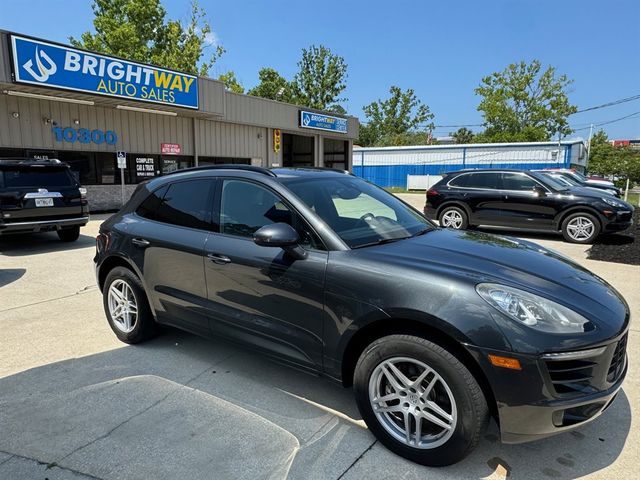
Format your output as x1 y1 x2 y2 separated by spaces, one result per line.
406 175 443 191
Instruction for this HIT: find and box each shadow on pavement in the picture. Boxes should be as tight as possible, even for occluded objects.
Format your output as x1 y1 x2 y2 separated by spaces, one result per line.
0 232 95 256
0 268 26 288
0 328 631 480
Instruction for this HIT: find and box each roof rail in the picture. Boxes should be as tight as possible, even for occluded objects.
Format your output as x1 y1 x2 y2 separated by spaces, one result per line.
164 164 277 177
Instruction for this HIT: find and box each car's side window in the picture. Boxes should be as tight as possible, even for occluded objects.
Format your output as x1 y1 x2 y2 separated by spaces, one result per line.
449 174 470 188
501 173 538 191
220 179 323 249
464 173 500 189
136 180 214 230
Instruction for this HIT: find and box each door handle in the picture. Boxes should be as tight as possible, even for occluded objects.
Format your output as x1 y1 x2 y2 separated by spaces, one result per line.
132 238 150 248
207 253 231 265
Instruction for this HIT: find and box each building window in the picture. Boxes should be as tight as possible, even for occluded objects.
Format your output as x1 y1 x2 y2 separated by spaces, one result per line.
58 151 97 185
162 155 194 174
96 152 116 184
324 138 348 170
131 154 160 183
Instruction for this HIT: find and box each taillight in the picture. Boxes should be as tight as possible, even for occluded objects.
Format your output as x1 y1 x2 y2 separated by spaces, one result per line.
79 187 87 199
427 188 439 197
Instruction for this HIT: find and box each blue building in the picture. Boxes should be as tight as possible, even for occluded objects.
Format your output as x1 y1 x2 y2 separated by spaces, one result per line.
353 139 587 189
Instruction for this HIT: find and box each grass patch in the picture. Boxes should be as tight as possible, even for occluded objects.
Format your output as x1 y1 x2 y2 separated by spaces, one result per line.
384 187 424 194
623 192 639 206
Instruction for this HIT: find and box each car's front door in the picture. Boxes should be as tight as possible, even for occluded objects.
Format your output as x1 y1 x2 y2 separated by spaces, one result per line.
499 173 559 228
204 178 327 369
128 178 215 337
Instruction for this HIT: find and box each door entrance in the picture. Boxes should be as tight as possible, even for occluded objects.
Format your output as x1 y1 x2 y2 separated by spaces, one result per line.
282 134 314 167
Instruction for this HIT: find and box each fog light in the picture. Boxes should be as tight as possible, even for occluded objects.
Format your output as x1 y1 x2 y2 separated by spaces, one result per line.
488 354 522 370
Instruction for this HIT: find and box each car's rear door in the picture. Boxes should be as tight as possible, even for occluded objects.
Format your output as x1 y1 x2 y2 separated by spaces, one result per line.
127 178 215 337
453 172 504 225
203 178 327 369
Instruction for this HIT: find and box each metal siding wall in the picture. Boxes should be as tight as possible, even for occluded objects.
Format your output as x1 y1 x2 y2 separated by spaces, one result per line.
196 119 265 159
0 94 195 154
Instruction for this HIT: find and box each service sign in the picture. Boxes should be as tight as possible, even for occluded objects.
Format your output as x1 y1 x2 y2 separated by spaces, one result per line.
10 35 199 109
299 110 348 134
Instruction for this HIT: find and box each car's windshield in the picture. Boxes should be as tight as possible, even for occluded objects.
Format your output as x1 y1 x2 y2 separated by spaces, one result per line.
0 167 76 189
281 175 433 248
548 173 578 186
532 172 568 191
571 171 588 181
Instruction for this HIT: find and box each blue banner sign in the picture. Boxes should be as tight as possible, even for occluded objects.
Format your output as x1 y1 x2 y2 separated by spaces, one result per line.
10 35 198 109
299 110 348 133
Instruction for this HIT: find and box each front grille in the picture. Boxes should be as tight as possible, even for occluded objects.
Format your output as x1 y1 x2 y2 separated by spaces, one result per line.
607 334 628 383
545 359 598 394
618 211 632 222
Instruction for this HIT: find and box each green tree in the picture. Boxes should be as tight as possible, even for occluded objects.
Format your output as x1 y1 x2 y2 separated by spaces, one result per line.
247 67 296 102
291 45 348 111
475 60 577 142
358 86 434 146
450 127 475 144
588 129 640 186
218 71 244 94
71 0 224 76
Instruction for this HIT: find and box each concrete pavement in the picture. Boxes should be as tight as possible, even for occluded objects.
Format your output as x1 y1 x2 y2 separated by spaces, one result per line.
0 210 638 479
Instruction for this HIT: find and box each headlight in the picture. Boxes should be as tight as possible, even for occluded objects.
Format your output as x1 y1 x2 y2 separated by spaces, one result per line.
601 196 626 208
476 283 593 333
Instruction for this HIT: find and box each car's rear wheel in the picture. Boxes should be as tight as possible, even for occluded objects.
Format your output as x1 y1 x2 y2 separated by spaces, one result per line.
354 335 488 466
438 206 468 230
57 226 80 242
103 266 157 344
561 212 600 244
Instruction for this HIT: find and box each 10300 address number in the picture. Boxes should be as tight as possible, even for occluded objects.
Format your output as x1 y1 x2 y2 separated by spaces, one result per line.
52 127 118 145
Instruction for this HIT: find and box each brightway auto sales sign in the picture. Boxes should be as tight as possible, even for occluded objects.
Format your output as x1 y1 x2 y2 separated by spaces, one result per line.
10 35 199 109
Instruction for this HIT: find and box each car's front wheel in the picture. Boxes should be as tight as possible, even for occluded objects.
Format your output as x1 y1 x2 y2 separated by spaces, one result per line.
561 212 600 244
103 266 157 344
354 335 488 466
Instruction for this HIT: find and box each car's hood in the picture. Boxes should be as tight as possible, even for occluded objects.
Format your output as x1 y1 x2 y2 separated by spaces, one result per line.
359 229 628 335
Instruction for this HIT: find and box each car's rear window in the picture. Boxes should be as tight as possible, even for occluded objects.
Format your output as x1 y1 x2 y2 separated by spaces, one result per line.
0 167 76 188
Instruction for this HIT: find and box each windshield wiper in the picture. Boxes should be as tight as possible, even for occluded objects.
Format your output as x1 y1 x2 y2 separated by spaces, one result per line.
410 227 433 237
352 236 409 249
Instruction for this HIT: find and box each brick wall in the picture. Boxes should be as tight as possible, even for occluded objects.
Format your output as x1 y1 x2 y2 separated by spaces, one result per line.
86 185 138 212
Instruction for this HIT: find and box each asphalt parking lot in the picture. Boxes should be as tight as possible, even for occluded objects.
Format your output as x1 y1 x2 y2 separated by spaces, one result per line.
1 204 638 480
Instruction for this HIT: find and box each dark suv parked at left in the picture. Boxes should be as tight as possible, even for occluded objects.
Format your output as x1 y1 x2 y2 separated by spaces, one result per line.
0 158 89 241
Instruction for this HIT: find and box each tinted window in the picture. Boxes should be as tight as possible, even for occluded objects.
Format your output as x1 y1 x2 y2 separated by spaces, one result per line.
501 173 538 191
0 167 75 188
220 180 321 249
459 173 500 189
137 180 213 230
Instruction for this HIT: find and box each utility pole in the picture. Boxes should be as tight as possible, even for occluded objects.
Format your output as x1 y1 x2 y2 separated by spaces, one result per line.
586 123 594 167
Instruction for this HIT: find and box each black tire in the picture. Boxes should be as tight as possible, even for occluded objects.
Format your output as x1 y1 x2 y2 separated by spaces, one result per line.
102 266 158 344
57 226 80 242
438 206 469 230
354 334 488 466
561 212 601 244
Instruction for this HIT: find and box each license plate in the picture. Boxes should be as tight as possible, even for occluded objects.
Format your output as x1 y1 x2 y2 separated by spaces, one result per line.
35 198 54 207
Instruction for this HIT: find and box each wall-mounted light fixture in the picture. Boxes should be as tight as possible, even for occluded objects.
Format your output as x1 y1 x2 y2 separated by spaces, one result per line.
257 132 263 139
4 90 94 105
11 111 19 118
73 119 80 125
42 116 52 125
116 105 177 116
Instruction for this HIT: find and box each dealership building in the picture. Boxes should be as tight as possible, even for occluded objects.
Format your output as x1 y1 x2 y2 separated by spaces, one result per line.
0 31 359 210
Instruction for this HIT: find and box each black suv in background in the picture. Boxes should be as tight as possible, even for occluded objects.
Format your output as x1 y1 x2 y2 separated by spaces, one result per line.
0 158 89 241
95 166 628 466
424 169 633 243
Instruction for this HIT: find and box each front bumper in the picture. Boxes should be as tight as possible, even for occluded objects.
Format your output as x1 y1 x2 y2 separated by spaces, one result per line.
0 216 89 234
466 331 628 443
602 210 633 232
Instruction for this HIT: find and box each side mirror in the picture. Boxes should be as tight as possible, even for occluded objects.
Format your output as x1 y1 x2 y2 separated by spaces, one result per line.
253 223 307 259
533 185 546 197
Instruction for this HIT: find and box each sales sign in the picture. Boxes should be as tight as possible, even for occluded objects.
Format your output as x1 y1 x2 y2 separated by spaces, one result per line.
299 110 348 134
10 35 199 109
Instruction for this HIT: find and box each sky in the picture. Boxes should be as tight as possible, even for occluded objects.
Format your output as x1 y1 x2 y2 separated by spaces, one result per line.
2 0 639 139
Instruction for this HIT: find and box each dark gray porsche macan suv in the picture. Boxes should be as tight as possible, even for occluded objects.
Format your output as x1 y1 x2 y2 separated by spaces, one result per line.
94 166 629 466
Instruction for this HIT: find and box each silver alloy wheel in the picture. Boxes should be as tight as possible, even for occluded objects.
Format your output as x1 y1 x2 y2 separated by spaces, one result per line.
441 209 463 229
369 357 458 449
107 279 138 333
566 216 595 241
